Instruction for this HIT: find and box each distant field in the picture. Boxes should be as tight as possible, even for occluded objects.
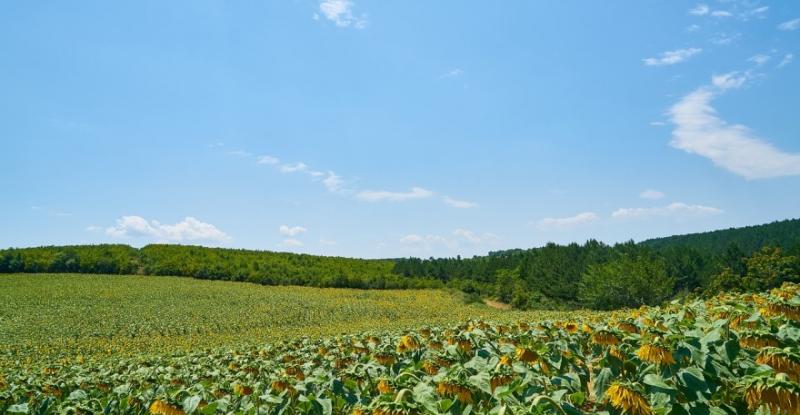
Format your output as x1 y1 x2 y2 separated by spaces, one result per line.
0 274 594 367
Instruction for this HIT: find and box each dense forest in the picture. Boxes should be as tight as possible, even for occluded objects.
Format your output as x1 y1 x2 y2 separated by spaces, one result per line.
1 218 798 310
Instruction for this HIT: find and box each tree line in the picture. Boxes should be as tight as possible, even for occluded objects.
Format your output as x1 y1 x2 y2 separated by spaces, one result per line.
1 218 798 310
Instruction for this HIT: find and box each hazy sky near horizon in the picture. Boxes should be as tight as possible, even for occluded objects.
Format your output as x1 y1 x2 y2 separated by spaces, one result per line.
1 1 799 258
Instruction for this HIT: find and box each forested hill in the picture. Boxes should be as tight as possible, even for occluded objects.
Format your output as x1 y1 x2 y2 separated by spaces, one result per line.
2 218 799 310
639 218 800 254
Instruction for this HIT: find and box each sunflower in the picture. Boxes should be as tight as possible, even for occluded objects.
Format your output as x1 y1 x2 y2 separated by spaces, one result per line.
591 330 620 346
618 321 640 334
374 353 396 365
757 348 800 380
285 366 305 380
565 323 578 333
744 376 800 415
740 333 780 349
377 379 393 394
515 347 539 363
636 344 676 366
397 335 419 352
490 374 514 392
232 383 251 395
605 383 653 415
762 302 800 321
422 360 440 375
149 400 186 415
428 341 443 350
609 346 626 361
498 355 512 366
437 381 473 404
351 407 367 415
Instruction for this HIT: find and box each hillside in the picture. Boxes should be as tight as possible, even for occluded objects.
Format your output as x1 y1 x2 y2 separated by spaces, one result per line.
640 217 800 254
2 218 799 310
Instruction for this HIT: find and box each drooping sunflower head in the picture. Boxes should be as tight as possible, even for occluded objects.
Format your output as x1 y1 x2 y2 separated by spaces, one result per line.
636 343 676 366
515 347 539 364
739 332 780 349
618 321 640 334
436 381 473 404
756 348 800 380
591 330 620 346
605 383 653 415
377 379 393 394
744 375 800 415
762 301 800 321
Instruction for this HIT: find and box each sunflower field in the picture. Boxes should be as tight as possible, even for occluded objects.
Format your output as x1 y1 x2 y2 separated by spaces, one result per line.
2 275 800 414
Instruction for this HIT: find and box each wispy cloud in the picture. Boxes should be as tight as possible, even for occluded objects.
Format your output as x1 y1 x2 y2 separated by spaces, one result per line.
356 187 434 202
279 225 307 237
748 54 770 66
689 4 710 16
778 53 794 68
643 48 702 66
669 75 800 179
612 203 722 219
710 10 732 18
316 0 367 29
709 32 741 45
441 68 463 79
257 155 279 165
442 196 477 209
280 162 308 173
537 212 598 229
640 189 666 200
778 18 800 31
106 216 230 242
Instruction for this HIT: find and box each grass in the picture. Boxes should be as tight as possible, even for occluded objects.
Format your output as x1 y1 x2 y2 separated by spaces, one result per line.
0 274 600 368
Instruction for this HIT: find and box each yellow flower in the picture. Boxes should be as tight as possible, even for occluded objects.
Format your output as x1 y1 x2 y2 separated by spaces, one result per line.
636 344 676 366
499 355 512 366
617 322 640 334
377 379 392 394
605 383 653 415
565 323 578 333
591 330 620 346
762 302 800 321
490 374 514 392
515 347 539 363
757 348 800 380
745 379 800 414
609 346 626 361
437 382 472 404
233 384 253 395
149 400 186 415
740 334 780 349
422 360 440 375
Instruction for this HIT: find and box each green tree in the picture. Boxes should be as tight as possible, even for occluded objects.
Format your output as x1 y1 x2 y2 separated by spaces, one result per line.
578 254 673 310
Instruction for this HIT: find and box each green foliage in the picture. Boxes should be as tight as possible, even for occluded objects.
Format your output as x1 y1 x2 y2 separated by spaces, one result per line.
707 246 799 294
578 253 674 310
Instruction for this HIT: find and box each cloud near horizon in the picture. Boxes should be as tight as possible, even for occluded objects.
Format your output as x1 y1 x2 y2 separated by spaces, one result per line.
106 216 230 243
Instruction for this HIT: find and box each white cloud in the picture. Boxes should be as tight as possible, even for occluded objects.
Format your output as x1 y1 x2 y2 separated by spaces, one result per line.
612 202 723 219
669 82 800 179
749 6 769 17
709 33 741 45
711 10 732 18
281 238 304 247
640 189 665 200
106 216 230 242
689 4 710 16
442 196 477 209
711 71 750 90
322 171 345 193
280 162 308 173
778 53 794 68
778 18 800 31
643 48 702 66
279 225 307 237
686 24 701 33
317 0 367 29
537 212 598 229
356 187 434 202
257 155 279 165
748 54 770 66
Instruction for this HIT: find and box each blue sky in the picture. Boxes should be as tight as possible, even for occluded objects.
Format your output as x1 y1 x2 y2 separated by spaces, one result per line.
1 1 798 258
